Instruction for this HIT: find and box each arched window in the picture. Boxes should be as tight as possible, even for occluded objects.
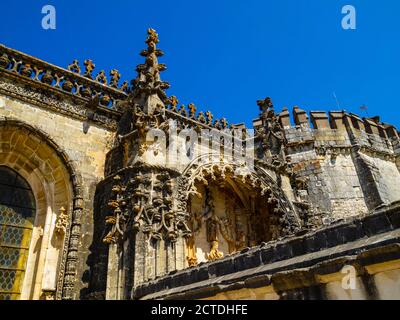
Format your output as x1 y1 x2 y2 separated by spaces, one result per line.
0 166 35 300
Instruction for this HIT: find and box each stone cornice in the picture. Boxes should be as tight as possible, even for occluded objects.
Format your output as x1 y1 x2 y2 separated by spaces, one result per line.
0 44 128 107
0 74 119 130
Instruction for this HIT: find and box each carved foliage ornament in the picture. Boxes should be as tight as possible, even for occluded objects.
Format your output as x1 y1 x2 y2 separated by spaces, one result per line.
103 169 191 245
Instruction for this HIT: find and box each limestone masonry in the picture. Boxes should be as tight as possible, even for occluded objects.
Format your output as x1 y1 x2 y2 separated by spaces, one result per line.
0 29 399 300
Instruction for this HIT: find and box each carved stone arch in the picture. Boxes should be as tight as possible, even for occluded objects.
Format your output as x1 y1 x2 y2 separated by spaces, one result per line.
178 158 302 241
0 118 83 300
253 165 302 236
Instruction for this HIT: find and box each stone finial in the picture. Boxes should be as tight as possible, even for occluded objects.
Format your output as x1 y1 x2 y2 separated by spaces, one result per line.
179 105 188 117
120 81 129 93
130 28 170 110
188 103 196 118
146 28 159 46
220 118 228 129
84 59 95 78
257 97 274 115
110 69 121 88
68 60 81 74
197 111 206 124
213 119 221 129
205 111 213 126
95 70 107 84
168 95 178 112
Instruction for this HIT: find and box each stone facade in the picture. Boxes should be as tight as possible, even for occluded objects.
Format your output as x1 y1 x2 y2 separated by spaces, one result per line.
0 29 399 300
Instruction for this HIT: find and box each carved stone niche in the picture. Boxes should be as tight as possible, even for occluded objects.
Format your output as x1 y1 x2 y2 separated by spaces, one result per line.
183 165 297 267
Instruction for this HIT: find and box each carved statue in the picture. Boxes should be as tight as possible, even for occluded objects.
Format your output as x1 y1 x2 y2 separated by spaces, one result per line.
186 236 198 267
206 239 223 261
206 213 224 261
206 215 218 243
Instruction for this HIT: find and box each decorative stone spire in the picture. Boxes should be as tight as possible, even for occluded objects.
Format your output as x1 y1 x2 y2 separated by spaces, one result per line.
130 28 170 113
257 96 274 119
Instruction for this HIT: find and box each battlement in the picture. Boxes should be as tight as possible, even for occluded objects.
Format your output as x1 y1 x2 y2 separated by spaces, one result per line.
275 107 399 155
278 106 399 139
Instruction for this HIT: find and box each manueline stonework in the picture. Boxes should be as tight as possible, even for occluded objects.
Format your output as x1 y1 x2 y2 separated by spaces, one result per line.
0 29 399 300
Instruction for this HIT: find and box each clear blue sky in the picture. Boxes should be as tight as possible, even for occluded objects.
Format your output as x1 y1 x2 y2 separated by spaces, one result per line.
1 0 399 128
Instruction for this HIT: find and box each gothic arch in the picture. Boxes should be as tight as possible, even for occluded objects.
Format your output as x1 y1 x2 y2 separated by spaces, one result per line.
178 158 302 242
0 118 83 300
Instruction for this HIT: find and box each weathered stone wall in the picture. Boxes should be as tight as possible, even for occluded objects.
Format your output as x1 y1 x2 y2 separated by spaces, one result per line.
280 107 400 224
0 91 115 298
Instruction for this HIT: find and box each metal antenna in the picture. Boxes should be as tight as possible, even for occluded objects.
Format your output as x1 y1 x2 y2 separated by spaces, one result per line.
333 92 341 109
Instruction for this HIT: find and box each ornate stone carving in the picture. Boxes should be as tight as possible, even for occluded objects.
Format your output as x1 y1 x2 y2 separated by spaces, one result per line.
130 28 170 106
0 53 10 68
188 103 196 118
110 69 120 88
206 216 224 261
179 162 302 241
178 105 188 117
55 206 69 235
186 236 198 267
120 81 129 93
95 70 107 84
68 60 81 74
197 111 206 124
220 118 228 129
205 111 213 126
84 59 95 78
103 167 191 245
168 95 178 112
41 290 56 300
0 45 128 113
41 70 54 85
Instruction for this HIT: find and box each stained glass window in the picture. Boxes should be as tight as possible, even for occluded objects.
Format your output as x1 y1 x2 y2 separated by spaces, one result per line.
0 166 35 300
